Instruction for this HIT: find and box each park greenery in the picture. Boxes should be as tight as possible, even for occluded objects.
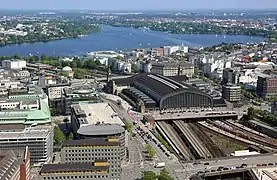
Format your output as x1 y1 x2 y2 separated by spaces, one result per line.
54 126 66 146
143 169 174 180
0 54 108 79
102 19 277 40
243 107 277 127
0 20 100 46
54 125 74 147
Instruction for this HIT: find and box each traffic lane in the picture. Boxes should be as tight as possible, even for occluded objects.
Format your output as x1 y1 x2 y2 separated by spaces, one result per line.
186 155 277 172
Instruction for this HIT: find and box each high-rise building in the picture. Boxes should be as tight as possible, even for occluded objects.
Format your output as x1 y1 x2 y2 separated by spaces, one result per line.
257 76 277 99
0 147 31 180
222 83 241 102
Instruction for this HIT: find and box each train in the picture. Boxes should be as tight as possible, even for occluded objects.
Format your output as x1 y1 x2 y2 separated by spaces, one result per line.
207 120 249 140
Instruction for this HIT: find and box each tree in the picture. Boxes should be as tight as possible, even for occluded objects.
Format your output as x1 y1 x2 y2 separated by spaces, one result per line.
146 145 156 159
70 61 77 68
157 169 174 180
143 171 156 180
54 126 65 146
59 71 69 77
247 107 255 120
73 69 85 79
66 132 74 140
131 64 139 73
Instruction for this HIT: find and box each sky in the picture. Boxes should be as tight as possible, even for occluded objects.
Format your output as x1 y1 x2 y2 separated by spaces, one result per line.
1 0 277 10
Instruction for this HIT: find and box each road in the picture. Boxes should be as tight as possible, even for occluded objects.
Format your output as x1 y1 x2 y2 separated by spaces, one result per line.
185 153 277 176
102 94 186 180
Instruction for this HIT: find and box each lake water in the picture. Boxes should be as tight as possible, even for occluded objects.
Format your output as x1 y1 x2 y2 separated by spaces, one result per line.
0 25 265 56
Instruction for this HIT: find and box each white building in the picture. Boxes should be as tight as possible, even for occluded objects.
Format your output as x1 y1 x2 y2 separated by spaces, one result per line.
0 125 53 164
2 60 26 70
46 84 70 100
117 62 131 73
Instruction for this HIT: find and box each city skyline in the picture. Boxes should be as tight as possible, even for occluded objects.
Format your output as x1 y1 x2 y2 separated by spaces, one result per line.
1 0 277 10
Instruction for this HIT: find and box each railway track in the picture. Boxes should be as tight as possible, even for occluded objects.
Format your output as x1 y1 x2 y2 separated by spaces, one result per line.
174 121 212 159
188 123 224 158
206 120 277 151
157 121 193 160
223 120 277 150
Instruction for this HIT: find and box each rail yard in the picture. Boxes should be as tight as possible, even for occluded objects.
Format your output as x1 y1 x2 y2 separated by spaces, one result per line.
155 118 277 161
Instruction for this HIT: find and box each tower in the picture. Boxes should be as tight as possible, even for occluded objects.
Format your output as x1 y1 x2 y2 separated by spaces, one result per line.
106 68 111 84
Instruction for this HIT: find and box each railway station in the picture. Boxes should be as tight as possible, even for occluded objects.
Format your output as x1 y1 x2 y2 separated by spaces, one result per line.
107 73 227 113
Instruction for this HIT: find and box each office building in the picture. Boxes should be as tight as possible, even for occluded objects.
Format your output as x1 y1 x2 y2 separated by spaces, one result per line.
222 84 241 102
257 76 277 99
39 163 110 180
0 81 51 125
71 103 125 128
39 138 122 180
0 125 53 164
62 138 122 178
2 59 26 70
62 85 102 115
150 62 194 77
0 147 31 180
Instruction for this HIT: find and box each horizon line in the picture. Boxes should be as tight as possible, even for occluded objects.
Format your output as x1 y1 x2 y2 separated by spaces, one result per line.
0 8 277 12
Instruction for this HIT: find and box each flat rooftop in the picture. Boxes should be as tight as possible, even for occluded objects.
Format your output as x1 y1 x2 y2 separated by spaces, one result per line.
40 163 108 174
77 124 125 136
63 138 120 147
0 125 52 139
73 103 124 126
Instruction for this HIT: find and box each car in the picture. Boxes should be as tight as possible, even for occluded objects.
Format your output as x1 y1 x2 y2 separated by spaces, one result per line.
211 169 216 172
275 162 277 165
204 170 210 173
262 164 267 166
193 161 202 165
231 166 236 170
204 162 210 166
268 163 274 166
241 164 247 168
257 164 262 166
217 168 222 171
197 171 204 175
223 168 229 171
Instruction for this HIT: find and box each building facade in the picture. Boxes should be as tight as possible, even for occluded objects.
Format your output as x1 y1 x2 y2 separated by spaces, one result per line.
151 62 194 77
2 60 26 70
60 138 122 179
0 147 30 180
257 76 277 99
222 84 241 102
0 125 53 164
39 163 110 180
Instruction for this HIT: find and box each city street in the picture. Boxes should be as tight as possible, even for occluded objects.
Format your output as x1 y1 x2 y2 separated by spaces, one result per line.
185 154 277 175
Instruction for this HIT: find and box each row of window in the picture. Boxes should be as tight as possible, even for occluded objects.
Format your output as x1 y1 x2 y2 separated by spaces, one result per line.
65 153 117 157
64 157 121 162
64 148 119 153
43 175 109 180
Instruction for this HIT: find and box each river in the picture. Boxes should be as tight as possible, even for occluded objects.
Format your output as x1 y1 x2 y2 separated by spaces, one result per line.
0 25 265 56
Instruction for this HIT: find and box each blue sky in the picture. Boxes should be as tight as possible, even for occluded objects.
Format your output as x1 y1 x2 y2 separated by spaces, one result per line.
1 0 277 10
